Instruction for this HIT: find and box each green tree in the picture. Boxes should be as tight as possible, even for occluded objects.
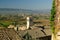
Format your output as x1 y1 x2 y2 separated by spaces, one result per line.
23 32 32 40
50 0 56 33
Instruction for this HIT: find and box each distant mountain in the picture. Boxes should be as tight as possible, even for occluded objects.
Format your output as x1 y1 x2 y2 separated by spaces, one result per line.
0 8 33 11
0 8 50 15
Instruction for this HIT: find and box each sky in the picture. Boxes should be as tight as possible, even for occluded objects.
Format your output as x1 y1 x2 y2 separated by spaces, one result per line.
0 0 52 10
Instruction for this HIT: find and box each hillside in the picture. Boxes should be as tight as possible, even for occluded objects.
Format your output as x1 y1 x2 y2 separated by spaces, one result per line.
0 8 50 15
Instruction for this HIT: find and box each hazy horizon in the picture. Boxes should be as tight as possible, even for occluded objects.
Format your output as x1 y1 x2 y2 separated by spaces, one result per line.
0 0 52 10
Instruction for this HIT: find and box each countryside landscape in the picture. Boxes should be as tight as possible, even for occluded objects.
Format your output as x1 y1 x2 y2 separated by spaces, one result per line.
0 0 53 40
0 8 51 40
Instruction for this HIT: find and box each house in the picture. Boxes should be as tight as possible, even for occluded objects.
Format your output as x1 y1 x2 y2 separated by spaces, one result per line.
0 28 21 40
17 27 51 40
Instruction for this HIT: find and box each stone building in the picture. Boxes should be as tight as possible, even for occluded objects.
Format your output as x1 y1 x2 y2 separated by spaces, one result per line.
52 0 60 40
0 25 51 40
0 28 21 40
17 27 51 40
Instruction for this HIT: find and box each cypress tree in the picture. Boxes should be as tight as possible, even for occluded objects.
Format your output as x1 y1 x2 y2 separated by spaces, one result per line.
24 32 32 40
50 0 56 33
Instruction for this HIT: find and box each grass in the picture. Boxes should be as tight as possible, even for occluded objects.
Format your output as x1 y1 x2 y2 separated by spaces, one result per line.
0 21 12 27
